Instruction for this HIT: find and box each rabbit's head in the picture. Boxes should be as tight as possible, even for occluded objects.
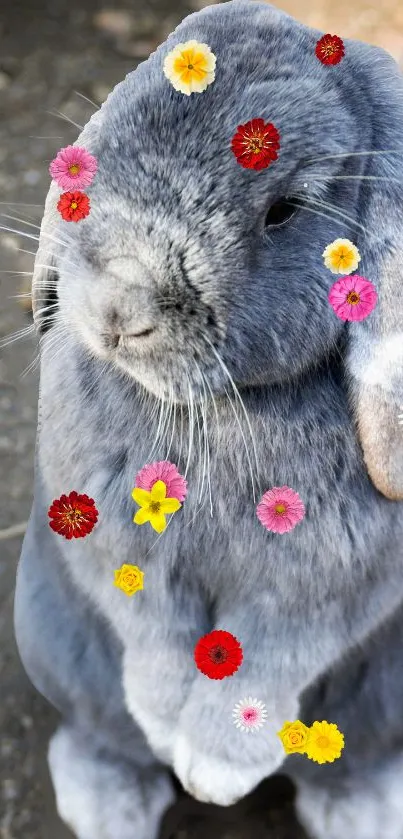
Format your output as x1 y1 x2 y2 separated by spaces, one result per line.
33 0 403 500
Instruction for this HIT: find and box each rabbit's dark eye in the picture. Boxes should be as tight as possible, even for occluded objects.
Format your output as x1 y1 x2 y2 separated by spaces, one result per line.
264 198 297 227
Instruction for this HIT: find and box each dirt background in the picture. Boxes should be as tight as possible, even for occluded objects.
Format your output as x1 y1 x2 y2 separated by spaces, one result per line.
1 0 403 836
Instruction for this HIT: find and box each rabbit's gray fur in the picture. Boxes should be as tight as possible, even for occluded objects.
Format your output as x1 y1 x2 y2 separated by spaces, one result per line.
14 1 403 837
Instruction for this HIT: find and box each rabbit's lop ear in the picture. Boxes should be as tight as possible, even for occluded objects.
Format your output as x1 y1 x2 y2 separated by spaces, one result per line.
32 105 105 333
342 43 403 500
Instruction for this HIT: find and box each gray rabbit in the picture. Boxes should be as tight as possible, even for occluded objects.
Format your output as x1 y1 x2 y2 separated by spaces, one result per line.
14 0 403 837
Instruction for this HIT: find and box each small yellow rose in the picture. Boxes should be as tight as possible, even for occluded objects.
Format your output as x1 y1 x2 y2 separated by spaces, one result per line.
114 563 144 596
163 40 216 96
277 720 310 754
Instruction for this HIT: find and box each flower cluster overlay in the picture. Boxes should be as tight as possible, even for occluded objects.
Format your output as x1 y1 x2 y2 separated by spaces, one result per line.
323 238 377 322
49 145 98 222
278 720 345 764
43 24 356 768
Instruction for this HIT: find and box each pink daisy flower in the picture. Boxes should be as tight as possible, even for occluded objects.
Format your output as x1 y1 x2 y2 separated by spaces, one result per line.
328 275 377 322
49 145 98 190
134 460 187 502
256 486 305 534
232 697 268 733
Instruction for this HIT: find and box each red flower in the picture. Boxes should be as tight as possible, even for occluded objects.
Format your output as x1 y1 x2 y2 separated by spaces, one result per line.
231 118 280 170
48 490 98 539
57 190 91 222
315 34 345 65
194 630 243 679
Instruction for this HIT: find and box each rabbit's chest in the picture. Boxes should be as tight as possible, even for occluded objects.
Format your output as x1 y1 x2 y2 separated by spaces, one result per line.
38 367 379 605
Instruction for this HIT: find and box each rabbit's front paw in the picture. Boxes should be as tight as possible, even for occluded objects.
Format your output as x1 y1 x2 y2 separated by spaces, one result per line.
173 729 285 805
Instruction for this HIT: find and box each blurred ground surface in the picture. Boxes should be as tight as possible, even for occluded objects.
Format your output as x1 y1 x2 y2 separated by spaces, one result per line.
1 0 402 836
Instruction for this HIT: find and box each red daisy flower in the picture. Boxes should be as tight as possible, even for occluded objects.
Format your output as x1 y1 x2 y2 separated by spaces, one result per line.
194 630 243 679
315 34 345 65
57 190 91 222
48 490 98 539
231 118 280 171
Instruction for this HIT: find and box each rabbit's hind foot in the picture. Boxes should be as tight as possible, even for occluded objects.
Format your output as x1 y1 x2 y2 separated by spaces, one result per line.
48 724 175 839
295 753 403 839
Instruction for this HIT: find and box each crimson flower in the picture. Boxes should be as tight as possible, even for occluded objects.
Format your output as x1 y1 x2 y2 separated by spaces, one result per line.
48 491 98 539
57 190 90 222
315 34 345 65
194 630 243 679
231 118 280 170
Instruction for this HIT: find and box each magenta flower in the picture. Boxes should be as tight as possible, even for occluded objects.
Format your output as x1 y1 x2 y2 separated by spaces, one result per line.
134 460 187 502
256 486 305 534
328 275 377 322
49 145 98 190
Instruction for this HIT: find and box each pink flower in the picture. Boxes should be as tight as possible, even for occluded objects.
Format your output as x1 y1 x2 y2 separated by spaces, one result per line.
49 145 98 190
328 275 377 322
256 486 305 534
134 460 187 502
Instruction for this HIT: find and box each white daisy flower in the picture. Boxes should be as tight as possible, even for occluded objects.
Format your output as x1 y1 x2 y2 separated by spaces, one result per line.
232 697 267 733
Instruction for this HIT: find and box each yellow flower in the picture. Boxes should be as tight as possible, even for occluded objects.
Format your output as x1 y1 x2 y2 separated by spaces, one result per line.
305 721 345 764
163 40 216 96
114 563 144 596
132 479 181 533
322 238 361 274
277 720 310 754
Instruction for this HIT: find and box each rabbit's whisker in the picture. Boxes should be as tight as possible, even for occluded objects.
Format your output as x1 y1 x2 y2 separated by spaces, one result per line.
296 195 369 235
164 384 176 460
305 149 403 164
46 109 84 131
204 336 258 503
0 270 34 275
0 224 70 249
287 201 355 232
165 385 177 462
0 202 44 207
310 175 401 182
178 401 185 468
193 398 203 502
184 371 195 481
73 91 100 111
0 323 36 349
160 386 174 457
146 390 166 463
193 358 210 506
200 371 213 515
1 214 42 230
21 352 41 379
184 492 210 530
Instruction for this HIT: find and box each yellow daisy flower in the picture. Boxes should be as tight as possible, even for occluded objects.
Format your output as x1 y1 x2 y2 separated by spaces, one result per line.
305 721 345 764
132 479 181 533
163 40 216 96
322 238 361 274
114 563 144 596
277 720 310 754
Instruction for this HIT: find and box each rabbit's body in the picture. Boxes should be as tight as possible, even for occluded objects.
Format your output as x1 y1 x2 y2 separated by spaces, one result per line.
14 0 403 837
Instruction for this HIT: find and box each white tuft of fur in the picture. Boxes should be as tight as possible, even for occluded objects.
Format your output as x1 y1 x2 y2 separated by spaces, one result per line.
48 725 175 839
173 732 271 806
348 332 403 392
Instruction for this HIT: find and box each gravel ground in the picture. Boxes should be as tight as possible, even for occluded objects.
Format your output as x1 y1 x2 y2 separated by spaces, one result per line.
1 0 402 836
